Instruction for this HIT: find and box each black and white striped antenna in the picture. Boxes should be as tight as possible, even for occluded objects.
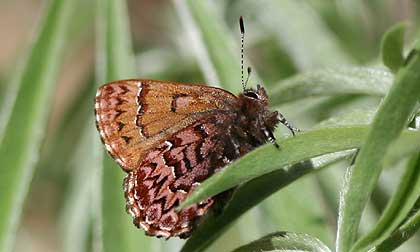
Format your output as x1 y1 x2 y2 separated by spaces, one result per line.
239 16 246 90
239 16 251 90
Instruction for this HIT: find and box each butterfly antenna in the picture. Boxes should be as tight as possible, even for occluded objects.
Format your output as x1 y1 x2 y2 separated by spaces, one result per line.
239 16 246 91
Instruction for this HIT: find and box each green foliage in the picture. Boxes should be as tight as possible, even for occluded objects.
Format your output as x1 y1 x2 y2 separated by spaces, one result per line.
336 38 420 252
0 0 74 251
0 1 419 252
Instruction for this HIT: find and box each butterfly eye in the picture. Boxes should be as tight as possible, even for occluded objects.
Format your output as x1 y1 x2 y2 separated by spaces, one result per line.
244 91 259 100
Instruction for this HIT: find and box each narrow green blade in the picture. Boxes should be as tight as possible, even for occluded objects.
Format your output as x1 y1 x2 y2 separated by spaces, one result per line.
0 0 74 250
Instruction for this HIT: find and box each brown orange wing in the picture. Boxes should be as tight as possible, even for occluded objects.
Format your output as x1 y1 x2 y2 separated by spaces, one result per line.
94 79 237 172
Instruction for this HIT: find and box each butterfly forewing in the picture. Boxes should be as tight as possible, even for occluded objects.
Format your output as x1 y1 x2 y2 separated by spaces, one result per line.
95 79 236 172
137 80 236 137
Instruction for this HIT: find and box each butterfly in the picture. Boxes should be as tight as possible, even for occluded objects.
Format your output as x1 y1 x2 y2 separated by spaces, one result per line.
94 17 298 239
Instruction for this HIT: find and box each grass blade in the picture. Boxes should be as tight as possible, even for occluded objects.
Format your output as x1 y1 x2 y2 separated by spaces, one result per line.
231 231 331 252
0 0 74 250
269 67 392 105
336 43 420 251
96 0 151 251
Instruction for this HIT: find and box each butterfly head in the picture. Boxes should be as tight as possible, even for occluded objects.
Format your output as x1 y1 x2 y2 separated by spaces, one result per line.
239 84 279 143
243 84 268 103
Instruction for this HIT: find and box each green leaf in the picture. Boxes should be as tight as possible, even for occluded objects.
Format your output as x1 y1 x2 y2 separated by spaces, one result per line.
269 67 392 105
381 23 407 73
336 46 420 252
0 0 74 250
351 153 420 251
231 232 332 252
371 203 420 252
96 0 151 251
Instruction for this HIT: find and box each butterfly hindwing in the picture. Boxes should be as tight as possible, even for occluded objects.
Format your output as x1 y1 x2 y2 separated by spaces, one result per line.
124 114 234 238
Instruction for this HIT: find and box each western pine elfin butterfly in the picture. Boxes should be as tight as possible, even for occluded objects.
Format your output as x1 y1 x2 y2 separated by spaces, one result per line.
94 17 298 238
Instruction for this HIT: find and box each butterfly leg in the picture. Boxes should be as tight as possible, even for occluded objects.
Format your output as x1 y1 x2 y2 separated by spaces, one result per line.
277 112 300 136
263 127 280 149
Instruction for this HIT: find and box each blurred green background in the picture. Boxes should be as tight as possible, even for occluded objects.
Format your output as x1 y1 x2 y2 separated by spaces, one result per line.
0 0 419 252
